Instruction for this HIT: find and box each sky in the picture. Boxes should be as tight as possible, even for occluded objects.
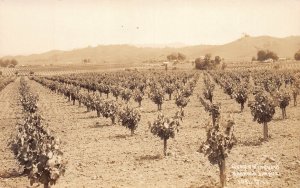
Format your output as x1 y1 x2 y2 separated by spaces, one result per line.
0 0 300 56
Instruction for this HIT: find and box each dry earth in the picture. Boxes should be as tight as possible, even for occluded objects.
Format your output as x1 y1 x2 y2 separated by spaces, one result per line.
0 73 299 188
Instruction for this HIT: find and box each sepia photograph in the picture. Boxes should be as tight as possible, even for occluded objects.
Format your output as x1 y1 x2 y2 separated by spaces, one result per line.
0 0 299 187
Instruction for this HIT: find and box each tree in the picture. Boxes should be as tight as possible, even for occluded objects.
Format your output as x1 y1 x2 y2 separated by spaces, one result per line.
257 50 267 61
195 54 222 70
295 50 300 60
11 59 18 66
195 54 211 70
167 53 177 61
257 50 278 61
266 50 279 61
195 57 210 70
167 52 186 62
0 59 10 67
0 59 18 67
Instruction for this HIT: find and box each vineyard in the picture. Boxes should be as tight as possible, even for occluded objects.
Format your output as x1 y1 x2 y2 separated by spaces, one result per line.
0 68 299 188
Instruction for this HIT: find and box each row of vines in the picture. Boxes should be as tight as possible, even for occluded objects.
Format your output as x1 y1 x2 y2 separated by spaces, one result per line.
12 77 66 188
30 71 197 156
25 69 300 187
0 76 15 91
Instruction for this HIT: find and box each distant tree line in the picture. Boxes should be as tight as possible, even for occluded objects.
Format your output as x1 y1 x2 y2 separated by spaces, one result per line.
256 50 279 61
195 54 222 70
0 59 18 67
167 52 186 62
253 49 300 62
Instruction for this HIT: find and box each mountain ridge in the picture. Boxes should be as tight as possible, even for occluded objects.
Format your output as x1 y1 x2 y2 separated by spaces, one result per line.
2 35 300 65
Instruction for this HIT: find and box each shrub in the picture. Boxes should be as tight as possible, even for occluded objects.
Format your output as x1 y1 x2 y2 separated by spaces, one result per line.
148 113 181 156
195 58 211 70
257 50 279 61
195 54 222 70
232 84 248 112
0 59 18 67
221 63 227 70
199 118 236 188
150 86 164 111
167 52 186 62
248 91 275 141
118 105 141 135
272 90 291 119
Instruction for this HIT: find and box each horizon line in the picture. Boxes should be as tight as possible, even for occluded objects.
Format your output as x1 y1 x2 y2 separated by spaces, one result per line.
1 34 299 58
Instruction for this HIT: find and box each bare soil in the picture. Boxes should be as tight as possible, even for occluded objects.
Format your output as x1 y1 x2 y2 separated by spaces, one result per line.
0 73 299 188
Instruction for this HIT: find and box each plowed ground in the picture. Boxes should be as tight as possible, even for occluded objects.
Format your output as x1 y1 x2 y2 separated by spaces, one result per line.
0 74 299 188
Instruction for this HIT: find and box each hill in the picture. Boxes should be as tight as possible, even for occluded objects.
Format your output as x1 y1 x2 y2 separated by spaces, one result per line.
3 35 300 65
